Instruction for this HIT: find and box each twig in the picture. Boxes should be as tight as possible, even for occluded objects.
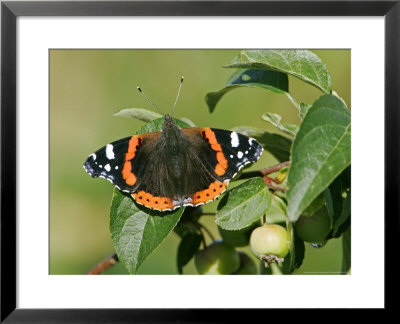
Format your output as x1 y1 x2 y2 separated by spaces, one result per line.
236 171 262 180
236 161 291 181
264 176 287 192
87 253 119 275
259 161 291 176
200 234 207 248
199 223 216 242
236 161 290 192
191 221 209 248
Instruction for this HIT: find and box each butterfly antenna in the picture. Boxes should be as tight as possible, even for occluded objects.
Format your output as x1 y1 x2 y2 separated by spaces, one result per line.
137 86 163 115
172 76 184 117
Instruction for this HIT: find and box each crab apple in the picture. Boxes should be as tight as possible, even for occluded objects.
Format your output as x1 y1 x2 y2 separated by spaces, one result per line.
234 252 258 274
250 224 289 258
218 223 257 247
295 206 331 243
194 241 240 275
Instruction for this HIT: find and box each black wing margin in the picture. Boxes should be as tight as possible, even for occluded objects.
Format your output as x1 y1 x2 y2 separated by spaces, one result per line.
211 128 263 180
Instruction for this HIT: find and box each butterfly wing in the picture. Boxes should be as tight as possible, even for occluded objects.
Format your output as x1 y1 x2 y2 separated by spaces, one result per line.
180 128 263 206
205 128 264 180
83 132 161 193
83 127 263 211
83 130 208 211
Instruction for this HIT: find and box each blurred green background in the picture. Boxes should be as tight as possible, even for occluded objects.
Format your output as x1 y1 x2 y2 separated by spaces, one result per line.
49 49 350 275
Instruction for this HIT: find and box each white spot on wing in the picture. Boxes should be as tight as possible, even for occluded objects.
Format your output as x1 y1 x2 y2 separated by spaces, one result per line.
230 154 233 158
106 144 115 160
104 164 111 172
230 132 239 147
249 138 254 145
90 153 96 161
237 151 243 159
115 166 119 170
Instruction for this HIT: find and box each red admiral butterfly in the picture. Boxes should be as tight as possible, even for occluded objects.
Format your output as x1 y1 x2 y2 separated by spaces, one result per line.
83 79 263 211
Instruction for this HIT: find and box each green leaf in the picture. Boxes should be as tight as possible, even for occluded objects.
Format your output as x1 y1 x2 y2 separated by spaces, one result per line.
226 50 332 93
332 191 351 238
110 189 183 274
341 227 351 274
276 166 289 183
331 90 348 107
291 229 305 270
173 207 203 238
299 102 311 120
232 126 292 162
173 221 198 238
261 112 298 136
114 109 194 126
340 166 351 191
108 117 189 274
323 167 351 238
179 117 196 127
216 178 271 230
281 228 305 274
302 194 325 217
267 194 288 224
177 232 202 274
287 94 351 221
206 69 288 112
114 108 162 122
218 222 257 247
323 174 344 225
135 117 190 134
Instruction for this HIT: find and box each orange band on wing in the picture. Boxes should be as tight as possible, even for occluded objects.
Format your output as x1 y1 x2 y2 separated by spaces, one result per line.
191 180 227 205
121 136 142 186
132 191 175 210
201 128 228 176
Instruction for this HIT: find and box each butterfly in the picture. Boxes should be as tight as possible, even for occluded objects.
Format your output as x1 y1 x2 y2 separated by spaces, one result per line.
83 78 263 211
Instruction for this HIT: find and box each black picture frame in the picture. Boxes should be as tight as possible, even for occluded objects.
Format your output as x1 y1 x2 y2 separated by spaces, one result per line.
1 0 398 321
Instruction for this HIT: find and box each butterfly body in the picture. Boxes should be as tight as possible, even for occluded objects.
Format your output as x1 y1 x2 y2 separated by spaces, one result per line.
84 115 263 211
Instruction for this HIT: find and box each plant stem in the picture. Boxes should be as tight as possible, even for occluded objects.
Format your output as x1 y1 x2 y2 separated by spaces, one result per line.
87 253 119 275
236 171 263 180
286 221 295 271
236 161 291 182
192 221 214 247
260 161 291 176
236 161 291 193
200 212 216 216
272 194 294 272
235 161 290 180
263 176 287 192
262 214 267 225
199 223 215 241
200 232 207 249
270 262 283 275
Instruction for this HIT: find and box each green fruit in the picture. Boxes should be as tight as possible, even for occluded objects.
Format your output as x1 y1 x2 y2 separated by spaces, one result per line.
295 206 331 243
218 223 257 247
194 241 240 275
234 252 258 275
302 194 325 217
250 224 289 258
